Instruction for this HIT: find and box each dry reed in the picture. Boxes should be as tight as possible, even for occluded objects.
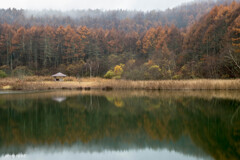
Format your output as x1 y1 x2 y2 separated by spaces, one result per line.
0 76 239 91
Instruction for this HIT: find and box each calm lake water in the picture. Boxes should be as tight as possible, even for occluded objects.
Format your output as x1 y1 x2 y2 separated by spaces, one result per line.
0 90 239 160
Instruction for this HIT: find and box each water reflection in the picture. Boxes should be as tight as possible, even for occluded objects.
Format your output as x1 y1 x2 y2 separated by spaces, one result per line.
0 149 211 160
52 96 66 103
0 90 239 160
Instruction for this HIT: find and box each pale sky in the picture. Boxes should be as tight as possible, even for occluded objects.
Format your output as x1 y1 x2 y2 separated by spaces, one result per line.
1 0 194 11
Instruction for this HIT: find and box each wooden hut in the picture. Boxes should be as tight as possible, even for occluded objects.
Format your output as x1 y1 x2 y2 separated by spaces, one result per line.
52 72 67 81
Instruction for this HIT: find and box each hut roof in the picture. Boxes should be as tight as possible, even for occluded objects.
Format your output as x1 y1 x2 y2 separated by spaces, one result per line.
52 72 67 77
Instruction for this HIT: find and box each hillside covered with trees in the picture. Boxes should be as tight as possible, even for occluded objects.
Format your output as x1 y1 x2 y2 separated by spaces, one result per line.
0 0 239 79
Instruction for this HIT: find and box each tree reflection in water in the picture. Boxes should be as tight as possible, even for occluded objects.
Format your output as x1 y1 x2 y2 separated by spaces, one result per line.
0 90 239 160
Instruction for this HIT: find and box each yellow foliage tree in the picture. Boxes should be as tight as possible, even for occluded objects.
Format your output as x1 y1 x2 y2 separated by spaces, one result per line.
114 64 124 76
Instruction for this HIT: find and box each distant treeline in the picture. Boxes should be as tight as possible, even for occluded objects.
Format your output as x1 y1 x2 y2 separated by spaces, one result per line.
0 0 239 79
0 0 238 30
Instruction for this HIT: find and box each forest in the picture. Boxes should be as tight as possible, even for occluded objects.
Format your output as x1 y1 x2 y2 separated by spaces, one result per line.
0 0 239 79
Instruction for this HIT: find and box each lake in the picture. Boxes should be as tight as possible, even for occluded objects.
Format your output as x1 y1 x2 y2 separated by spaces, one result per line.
0 90 239 160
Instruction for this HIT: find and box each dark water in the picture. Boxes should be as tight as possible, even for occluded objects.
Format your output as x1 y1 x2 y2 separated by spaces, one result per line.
0 90 239 160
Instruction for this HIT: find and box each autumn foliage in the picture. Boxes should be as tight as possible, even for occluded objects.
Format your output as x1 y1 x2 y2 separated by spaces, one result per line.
0 1 239 79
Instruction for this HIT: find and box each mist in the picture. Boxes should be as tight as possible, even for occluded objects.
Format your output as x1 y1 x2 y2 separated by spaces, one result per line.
3 0 195 11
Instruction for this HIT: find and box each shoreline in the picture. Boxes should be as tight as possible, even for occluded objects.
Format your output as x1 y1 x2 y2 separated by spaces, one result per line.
1 90 240 101
0 77 240 91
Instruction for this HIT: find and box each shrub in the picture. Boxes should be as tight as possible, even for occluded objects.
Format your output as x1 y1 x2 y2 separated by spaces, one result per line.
105 64 125 79
0 70 7 78
147 65 162 79
104 70 115 79
66 60 85 76
172 74 181 80
12 66 33 77
0 65 11 75
122 69 145 80
113 75 121 79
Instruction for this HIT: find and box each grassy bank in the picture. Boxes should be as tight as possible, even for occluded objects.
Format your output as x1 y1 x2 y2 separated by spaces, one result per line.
0 76 240 91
